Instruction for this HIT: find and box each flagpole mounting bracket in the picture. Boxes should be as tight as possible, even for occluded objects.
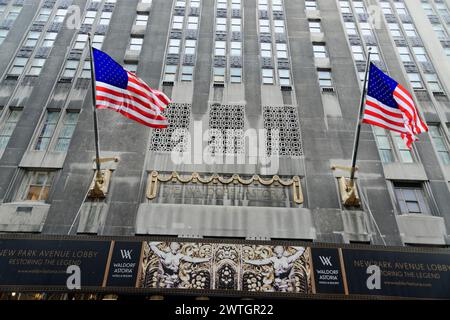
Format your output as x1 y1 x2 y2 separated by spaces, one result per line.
338 177 361 207
88 169 112 199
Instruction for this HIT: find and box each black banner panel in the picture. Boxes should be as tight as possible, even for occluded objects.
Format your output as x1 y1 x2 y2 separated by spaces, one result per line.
310 248 345 295
0 236 450 299
342 249 450 299
105 241 142 287
0 239 111 287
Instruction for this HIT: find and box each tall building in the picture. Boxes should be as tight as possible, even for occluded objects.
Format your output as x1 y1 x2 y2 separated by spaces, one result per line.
0 0 450 300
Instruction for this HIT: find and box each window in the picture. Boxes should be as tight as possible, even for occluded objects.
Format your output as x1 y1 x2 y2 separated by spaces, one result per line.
313 44 327 58
231 18 241 32
176 0 186 7
214 67 225 83
345 22 357 35
42 32 57 47
403 23 417 37
99 11 112 25
24 31 41 47
17 171 55 202
9 57 28 76
373 126 414 163
230 68 242 83
359 23 373 37
53 9 67 23
231 0 241 10
34 111 60 151
392 132 414 163
259 19 270 33
274 43 287 59
164 65 177 82
124 62 138 73
6 6 21 21
368 46 380 61
181 66 194 81
215 41 226 56
373 126 394 163
309 21 321 33
436 3 450 16
54 112 79 152
231 41 241 56
136 13 149 26
217 0 227 9
92 34 104 49
278 69 290 86
353 1 366 14
398 46 412 62
187 16 198 30
412 47 428 62
62 60 79 78
184 39 196 55
191 0 200 8
422 3 434 16
394 182 432 215
394 2 407 15
27 58 46 76
0 109 22 152
274 20 285 33
432 24 447 40
272 0 282 11
129 37 144 51
83 10 96 25
429 124 450 165
388 23 402 37
172 15 184 29
380 2 392 14
407 72 423 89
305 1 317 11
258 0 268 11
262 69 274 84
425 73 442 92
80 61 91 78
261 42 272 58
318 70 332 87
168 39 181 54
351 46 364 61
37 8 52 22
74 34 88 50
339 1 351 14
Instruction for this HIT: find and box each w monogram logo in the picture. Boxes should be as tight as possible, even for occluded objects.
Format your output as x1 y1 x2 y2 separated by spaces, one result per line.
120 249 133 260
319 256 333 267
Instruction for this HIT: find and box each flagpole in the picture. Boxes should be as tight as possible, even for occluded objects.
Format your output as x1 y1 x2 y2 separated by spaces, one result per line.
88 33 102 177
349 48 372 186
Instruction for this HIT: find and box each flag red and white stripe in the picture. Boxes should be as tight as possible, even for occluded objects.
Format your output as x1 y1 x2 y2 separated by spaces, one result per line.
96 72 170 129
362 63 428 149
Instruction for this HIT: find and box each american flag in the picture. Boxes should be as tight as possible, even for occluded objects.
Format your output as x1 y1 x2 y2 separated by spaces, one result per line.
363 63 428 149
92 48 170 128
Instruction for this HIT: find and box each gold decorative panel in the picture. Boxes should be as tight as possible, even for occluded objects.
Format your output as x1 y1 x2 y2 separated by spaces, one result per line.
138 242 312 293
146 171 304 206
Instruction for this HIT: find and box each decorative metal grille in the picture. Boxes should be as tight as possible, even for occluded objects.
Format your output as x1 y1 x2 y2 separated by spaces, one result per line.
207 104 245 155
150 103 191 152
263 105 303 157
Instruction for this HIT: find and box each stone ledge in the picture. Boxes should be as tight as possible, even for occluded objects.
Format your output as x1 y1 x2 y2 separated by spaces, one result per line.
396 214 447 245
0 203 50 233
136 203 316 240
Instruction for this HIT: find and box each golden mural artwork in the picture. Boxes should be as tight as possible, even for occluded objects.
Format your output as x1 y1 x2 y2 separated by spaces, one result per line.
138 242 312 293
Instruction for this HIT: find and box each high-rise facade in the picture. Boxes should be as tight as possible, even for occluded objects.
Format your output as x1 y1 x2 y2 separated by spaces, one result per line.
0 0 450 300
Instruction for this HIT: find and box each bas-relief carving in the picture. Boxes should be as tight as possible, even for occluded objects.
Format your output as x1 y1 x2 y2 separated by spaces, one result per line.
138 242 312 293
